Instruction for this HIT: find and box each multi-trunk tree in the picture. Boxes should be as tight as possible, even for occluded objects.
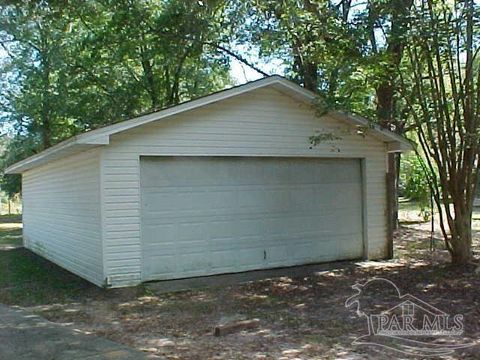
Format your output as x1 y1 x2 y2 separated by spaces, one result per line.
399 0 479 264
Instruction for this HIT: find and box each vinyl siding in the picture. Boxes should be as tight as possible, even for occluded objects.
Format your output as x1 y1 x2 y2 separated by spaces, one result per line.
101 88 389 287
22 148 104 286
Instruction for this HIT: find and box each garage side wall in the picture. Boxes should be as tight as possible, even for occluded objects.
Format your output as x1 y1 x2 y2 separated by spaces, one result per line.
101 88 388 287
22 148 104 286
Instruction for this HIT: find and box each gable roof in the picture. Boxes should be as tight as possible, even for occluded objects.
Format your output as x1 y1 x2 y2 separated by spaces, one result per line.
5 75 412 174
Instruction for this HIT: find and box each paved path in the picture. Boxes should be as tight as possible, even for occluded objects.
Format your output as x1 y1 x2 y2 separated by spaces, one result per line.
0 304 156 359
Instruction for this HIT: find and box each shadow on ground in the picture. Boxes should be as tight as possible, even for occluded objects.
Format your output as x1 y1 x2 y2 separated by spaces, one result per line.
0 214 479 359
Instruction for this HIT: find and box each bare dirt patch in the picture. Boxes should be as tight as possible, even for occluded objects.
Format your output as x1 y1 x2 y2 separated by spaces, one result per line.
26 220 480 360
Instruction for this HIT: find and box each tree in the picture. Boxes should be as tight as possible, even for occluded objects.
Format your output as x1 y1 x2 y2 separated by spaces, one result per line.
360 0 414 237
0 0 233 197
233 0 372 113
0 134 37 197
0 1 75 149
68 0 232 115
399 0 479 264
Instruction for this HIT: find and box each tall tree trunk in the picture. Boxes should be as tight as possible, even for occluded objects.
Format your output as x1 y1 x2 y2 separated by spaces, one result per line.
386 154 396 258
373 0 414 235
142 57 158 110
41 114 52 149
448 194 474 263
302 62 318 91
400 0 478 265
450 220 473 264
140 42 159 110
292 51 318 92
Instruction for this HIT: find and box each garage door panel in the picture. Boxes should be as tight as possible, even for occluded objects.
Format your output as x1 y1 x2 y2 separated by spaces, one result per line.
143 192 179 211
237 248 266 267
179 253 210 272
238 189 266 208
210 239 238 252
142 224 175 242
141 157 363 281
336 234 364 256
177 222 207 241
312 161 360 183
209 221 236 239
144 238 177 250
144 255 177 276
266 245 289 262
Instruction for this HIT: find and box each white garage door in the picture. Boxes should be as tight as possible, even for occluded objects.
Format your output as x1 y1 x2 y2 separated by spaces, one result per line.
140 157 364 281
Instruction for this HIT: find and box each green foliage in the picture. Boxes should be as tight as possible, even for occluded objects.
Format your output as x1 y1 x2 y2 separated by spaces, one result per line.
231 0 373 113
0 0 233 197
400 154 432 220
230 0 414 128
0 135 39 198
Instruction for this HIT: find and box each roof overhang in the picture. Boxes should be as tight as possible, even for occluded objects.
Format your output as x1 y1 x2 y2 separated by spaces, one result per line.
329 111 413 153
5 75 412 174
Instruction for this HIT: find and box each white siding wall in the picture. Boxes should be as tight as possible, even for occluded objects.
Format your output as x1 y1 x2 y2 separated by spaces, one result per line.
22 148 104 286
101 88 388 287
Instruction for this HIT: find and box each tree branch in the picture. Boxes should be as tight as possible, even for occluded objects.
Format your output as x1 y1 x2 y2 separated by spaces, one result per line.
204 42 270 77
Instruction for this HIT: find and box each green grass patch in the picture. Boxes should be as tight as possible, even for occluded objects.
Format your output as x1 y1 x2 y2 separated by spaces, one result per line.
0 214 23 247
0 247 99 306
0 217 147 307
0 216 104 306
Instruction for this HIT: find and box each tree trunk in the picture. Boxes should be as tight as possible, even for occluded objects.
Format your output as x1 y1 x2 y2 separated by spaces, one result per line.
448 200 473 264
373 0 413 233
40 41 52 149
140 43 159 110
386 157 396 259
303 62 318 91
141 57 159 109
41 114 52 149
450 223 473 264
399 0 477 266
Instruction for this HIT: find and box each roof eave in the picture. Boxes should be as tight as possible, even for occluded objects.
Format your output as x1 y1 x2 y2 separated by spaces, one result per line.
4 138 104 174
4 76 413 173
331 111 413 152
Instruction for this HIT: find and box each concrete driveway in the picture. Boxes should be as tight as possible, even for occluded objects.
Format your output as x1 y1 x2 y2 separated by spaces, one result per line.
0 304 158 359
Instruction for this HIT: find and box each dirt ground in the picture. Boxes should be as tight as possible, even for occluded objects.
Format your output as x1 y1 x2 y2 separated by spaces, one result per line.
26 210 480 359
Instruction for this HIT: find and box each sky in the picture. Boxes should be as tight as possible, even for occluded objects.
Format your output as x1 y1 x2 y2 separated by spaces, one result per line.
228 46 286 84
229 57 265 83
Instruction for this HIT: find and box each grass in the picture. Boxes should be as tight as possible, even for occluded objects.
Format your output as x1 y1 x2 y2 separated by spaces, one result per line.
0 248 95 305
0 215 23 248
0 225 22 247
0 214 108 306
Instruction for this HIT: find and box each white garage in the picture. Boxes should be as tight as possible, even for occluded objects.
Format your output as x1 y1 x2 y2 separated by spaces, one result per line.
141 157 363 280
6 76 410 288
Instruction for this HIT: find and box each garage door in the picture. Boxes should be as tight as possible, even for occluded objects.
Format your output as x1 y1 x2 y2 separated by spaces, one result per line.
140 157 364 281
